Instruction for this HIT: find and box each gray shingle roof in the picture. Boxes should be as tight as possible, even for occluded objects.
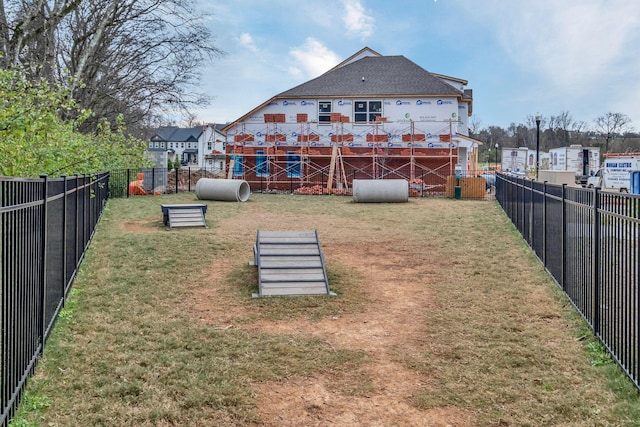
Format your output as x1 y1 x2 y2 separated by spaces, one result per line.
277 55 462 98
152 126 202 142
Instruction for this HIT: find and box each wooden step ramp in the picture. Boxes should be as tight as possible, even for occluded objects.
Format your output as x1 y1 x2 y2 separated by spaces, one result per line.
253 230 333 297
168 208 206 228
161 204 208 228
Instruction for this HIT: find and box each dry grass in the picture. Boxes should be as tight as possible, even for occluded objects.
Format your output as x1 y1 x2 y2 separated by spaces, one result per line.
13 192 640 426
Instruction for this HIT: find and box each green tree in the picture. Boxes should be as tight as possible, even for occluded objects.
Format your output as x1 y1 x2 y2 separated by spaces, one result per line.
0 68 146 177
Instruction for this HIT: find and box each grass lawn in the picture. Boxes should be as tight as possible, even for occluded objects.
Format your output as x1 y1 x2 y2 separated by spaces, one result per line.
13 192 640 426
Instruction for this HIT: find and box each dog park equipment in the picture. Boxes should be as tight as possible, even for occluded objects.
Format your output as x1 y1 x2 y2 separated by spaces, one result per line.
252 230 332 297
161 204 207 228
195 178 250 202
352 179 409 203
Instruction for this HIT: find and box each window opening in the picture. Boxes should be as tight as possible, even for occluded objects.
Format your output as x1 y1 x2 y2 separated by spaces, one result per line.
318 101 332 123
286 151 301 178
354 100 382 123
256 150 270 177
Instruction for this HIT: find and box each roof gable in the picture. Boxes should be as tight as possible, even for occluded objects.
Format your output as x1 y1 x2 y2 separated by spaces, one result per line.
324 46 382 73
277 55 462 98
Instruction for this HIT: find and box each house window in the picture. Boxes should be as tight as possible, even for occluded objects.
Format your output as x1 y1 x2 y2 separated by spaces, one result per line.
181 143 184 148
318 101 332 123
207 142 212 150
354 100 382 123
230 152 243 176
286 152 301 178
256 150 269 177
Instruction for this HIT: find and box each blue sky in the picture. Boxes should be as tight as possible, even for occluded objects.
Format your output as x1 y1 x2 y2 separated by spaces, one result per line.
192 0 640 131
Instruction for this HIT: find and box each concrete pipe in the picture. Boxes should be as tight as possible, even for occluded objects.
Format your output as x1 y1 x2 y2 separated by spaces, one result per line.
195 178 251 202
352 179 409 203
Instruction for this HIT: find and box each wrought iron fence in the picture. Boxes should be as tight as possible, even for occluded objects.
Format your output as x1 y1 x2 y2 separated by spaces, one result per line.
496 173 639 391
108 166 493 200
0 173 109 426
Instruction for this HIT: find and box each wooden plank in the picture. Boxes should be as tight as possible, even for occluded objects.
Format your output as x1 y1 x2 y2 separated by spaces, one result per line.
259 231 315 237
261 281 328 288
261 272 325 281
258 248 320 256
259 243 320 253
259 237 318 244
261 288 329 296
260 260 323 268
262 283 327 289
327 143 338 190
168 208 205 228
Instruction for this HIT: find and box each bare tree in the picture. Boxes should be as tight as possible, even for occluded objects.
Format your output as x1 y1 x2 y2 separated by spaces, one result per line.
468 115 483 138
593 112 634 153
0 0 223 135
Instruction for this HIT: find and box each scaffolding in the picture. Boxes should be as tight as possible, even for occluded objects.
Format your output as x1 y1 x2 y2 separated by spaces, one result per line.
226 117 464 195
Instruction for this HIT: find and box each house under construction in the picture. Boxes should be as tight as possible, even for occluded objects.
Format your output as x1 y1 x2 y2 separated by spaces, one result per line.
222 47 481 196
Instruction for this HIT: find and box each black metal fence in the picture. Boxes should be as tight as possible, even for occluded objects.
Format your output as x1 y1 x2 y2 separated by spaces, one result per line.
107 167 492 199
496 173 639 391
1 173 109 426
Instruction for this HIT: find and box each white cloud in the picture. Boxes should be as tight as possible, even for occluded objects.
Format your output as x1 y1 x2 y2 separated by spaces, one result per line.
342 0 375 39
480 1 640 89
288 38 341 78
238 32 258 52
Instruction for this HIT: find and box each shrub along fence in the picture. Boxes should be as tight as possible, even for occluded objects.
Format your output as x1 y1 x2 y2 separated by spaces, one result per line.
496 173 640 392
0 173 109 426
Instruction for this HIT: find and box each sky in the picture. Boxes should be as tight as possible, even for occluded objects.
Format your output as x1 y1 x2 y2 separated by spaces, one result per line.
191 0 640 131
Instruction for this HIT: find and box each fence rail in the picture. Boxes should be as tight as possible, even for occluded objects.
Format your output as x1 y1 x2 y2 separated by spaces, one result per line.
108 166 493 200
496 173 640 391
1 173 109 426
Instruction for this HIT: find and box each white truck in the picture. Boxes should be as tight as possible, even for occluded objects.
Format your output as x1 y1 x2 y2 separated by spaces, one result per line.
549 145 601 185
586 153 640 192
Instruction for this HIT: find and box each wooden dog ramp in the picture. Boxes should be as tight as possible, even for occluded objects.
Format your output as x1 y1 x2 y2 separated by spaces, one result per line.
161 204 207 228
252 230 333 297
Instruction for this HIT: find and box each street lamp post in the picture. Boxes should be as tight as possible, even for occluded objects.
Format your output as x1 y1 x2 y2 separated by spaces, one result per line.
495 143 499 170
535 114 541 180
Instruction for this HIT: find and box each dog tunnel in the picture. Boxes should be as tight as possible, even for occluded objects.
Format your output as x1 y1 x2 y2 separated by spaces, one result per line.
352 179 409 203
195 178 251 202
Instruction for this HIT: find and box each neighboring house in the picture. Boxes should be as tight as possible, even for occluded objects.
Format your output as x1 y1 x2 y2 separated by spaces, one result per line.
148 124 226 172
221 47 481 193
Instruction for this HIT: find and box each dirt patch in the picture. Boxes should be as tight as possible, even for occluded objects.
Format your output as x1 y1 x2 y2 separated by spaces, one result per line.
189 238 478 426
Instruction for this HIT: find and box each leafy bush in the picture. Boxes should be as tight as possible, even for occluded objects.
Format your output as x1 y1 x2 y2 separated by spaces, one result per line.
0 69 147 177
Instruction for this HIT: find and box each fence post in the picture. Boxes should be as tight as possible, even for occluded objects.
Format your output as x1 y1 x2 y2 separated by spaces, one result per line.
188 167 191 192
126 169 131 198
591 187 601 335
39 174 48 353
561 184 567 291
529 180 534 246
61 175 68 301
321 170 324 195
175 167 179 194
542 181 547 268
